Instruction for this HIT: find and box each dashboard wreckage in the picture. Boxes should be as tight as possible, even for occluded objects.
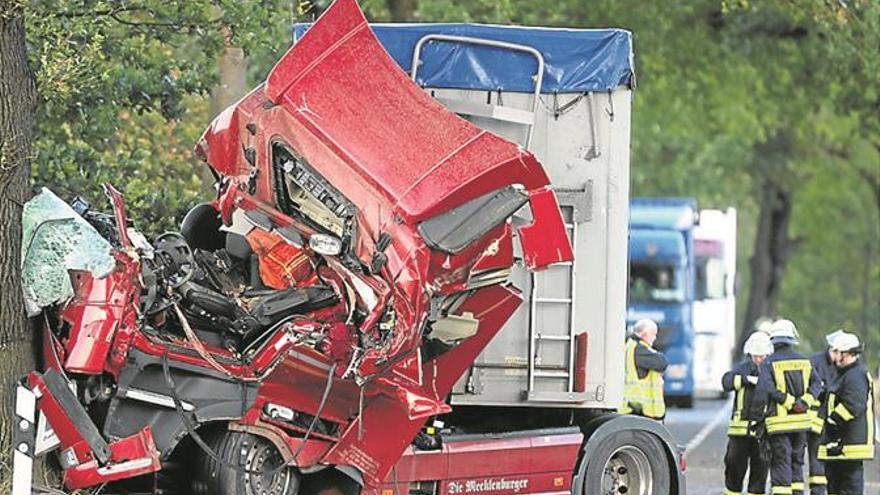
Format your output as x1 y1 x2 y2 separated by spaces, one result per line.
13 0 573 493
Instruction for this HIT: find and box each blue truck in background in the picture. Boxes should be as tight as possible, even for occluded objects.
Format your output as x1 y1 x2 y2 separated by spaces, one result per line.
627 198 699 408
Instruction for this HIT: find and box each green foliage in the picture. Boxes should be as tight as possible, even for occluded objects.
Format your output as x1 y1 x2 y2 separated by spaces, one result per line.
20 0 878 368
416 0 879 367
25 0 298 233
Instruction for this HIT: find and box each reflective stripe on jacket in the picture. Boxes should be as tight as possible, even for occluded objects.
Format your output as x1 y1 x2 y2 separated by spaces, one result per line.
808 350 837 434
758 344 821 434
819 361 875 461
619 337 666 420
722 359 765 437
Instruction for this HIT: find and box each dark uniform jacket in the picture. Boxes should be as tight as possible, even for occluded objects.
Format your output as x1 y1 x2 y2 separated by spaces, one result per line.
809 350 838 433
632 335 668 378
819 360 876 461
722 359 768 436
758 343 821 434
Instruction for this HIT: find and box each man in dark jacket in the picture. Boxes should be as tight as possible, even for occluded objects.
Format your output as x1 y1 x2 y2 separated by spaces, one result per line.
619 319 668 420
806 330 844 495
819 333 875 495
758 319 821 495
723 331 773 495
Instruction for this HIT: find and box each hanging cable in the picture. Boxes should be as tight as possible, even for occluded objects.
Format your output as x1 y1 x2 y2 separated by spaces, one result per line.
293 361 339 462
160 352 291 478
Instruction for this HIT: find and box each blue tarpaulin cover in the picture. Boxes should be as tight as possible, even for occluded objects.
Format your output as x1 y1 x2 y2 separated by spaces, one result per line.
293 23 634 93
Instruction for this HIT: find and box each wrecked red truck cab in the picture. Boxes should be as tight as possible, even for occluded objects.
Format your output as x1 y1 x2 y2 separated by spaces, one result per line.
14 0 572 493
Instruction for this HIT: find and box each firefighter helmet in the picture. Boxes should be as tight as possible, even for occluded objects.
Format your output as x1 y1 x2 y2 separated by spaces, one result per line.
825 328 847 347
743 331 774 356
830 332 863 354
769 319 799 345
754 317 774 335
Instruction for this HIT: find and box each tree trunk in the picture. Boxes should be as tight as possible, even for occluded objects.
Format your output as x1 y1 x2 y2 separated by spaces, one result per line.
210 46 247 118
0 1 37 485
387 0 417 20
203 18 248 187
738 180 796 355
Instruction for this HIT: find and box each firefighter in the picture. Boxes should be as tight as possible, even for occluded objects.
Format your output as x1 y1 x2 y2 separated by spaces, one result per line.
806 330 846 495
819 333 875 495
723 331 773 495
757 319 821 495
755 316 774 335
619 318 667 420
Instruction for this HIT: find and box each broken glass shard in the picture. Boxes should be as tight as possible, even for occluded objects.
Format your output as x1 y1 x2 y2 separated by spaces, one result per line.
21 188 117 315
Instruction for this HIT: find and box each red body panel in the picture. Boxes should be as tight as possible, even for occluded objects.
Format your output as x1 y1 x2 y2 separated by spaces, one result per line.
58 255 140 376
264 0 551 223
63 428 161 489
30 0 576 491
366 432 583 495
27 372 161 489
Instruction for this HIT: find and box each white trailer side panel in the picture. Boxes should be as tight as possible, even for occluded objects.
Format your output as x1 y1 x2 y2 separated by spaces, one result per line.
432 88 631 410
693 208 737 396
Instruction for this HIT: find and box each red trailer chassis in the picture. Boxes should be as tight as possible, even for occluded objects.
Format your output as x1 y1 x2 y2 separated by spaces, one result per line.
368 430 583 495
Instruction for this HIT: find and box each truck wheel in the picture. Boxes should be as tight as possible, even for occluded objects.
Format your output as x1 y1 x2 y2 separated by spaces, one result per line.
193 431 301 495
583 430 671 495
678 395 694 409
301 468 362 495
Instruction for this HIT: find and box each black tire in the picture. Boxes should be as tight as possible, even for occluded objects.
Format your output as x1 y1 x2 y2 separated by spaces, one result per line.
666 394 695 409
193 430 301 495
301 468 362 495
678 394 694 409
583 430 671 495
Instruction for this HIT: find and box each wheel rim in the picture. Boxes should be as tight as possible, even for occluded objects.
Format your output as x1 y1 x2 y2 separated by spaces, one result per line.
243 439 296 495
601 445 653 495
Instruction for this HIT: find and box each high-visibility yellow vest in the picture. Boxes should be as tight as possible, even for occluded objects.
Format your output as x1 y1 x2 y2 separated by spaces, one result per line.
619 338 666 420
765 358 815 434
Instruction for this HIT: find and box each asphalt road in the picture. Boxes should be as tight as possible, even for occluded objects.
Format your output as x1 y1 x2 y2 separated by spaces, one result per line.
665 398 880 495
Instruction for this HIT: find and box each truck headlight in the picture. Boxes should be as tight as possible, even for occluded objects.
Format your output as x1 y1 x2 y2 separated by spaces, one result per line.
666 364 688 380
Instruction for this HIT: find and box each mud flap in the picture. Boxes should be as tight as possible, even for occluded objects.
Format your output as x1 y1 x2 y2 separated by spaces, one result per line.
11 383 36 495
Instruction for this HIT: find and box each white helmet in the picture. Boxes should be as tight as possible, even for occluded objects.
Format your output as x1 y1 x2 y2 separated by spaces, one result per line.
754 317 774 335
825 329 847 347
769 318 799 345
743 332 774 357
830 332 863 354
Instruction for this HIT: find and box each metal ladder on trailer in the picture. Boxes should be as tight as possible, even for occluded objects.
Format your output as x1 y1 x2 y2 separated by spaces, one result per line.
410 34 589 404
525 209 588 402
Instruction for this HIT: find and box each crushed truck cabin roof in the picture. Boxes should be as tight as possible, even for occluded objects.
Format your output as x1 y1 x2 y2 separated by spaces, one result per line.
200 0 556 226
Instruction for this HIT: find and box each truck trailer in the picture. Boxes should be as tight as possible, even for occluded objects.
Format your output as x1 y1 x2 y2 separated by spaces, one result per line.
692 208 737 398
627 199 699 408
12 1 684 494
626 202 738 403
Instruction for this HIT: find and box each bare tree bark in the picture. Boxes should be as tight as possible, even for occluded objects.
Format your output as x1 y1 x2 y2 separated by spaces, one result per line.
202 16 248 188
210 23 247 119
738 179 797 355
0 0 37 484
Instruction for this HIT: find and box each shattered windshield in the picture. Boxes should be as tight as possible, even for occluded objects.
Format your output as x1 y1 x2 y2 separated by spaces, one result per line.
21 188 117 315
